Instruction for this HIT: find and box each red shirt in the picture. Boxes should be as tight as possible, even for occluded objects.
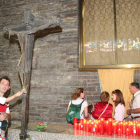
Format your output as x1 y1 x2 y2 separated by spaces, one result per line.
0 104 7 113
92 101 113 120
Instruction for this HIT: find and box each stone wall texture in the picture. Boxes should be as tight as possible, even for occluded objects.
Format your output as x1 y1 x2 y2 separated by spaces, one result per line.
0 0 140 128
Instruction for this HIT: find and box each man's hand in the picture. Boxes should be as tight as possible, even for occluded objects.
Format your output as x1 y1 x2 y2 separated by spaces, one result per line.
127 109 131 115
15 88 26 97
128 101 132 108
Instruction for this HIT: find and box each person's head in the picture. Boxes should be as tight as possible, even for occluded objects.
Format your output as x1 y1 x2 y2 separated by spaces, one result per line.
111 89 125 106
0 76 10 95
129 82 140 95
100 91 110 102
71 88 85 100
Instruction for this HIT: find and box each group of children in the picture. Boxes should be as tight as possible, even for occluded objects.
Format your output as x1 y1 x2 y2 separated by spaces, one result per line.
66 88 125 124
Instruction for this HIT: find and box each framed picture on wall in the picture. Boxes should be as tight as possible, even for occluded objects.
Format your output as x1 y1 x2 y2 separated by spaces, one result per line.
79 0 140 70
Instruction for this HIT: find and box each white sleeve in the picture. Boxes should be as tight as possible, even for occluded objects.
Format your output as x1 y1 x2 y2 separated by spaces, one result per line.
82 100 88 107
81 100 88 112
0 97 6 105
68 100 71 106
135 94 140 108
80 100 88 119
5 104 10 113
114 104 125 121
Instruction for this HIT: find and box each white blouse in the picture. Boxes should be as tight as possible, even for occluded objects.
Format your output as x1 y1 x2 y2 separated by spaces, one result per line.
114 103 125 121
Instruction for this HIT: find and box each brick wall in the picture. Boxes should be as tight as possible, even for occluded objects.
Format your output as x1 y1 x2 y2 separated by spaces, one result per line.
0 0 101 127
0 0 140 127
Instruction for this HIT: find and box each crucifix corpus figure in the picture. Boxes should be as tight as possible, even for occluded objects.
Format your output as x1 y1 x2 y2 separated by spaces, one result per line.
3 9 61 140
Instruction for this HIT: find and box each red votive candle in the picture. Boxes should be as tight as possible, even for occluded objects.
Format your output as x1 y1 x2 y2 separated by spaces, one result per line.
93 124 98 134
125 128 130 136
117 128 122 136
122 122 126 134
78 123 81 130
137 124 140 136
120 122 123 130
108 118 112 135
73 118 77 125
128 123 132 134
90 122 94 133
105 121 109 134
85 121 89 132
79 119 83 124
112 122 117 134
97 120 100 132
118 122 123 131
83 120 86 131
100 118 105 135
125 122 128 131
132 126 136 136
89 124 92 132
73 123 78 130
79 122 83 130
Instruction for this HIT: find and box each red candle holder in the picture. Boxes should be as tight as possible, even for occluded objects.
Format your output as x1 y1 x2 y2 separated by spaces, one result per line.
73 123 78 130
83 120 86 131
100 118 105 135
78 123 81 130
128 123 132 134
85 121 89 132
79 123 83 130
93 124 98 134
90 122 94 133
105 121 109 134
73 118 78 125
79 119 83 124
112 122 117 134
108 119 112 135
125 128 130 136
132 126 137 136
137 124 140 136
117 128 122 136
122 122 126 134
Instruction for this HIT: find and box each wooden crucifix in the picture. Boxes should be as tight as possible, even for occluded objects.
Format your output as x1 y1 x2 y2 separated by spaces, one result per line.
4 9 61 140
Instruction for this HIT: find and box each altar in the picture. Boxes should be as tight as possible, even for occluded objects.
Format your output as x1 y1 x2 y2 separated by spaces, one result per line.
7 122 140 140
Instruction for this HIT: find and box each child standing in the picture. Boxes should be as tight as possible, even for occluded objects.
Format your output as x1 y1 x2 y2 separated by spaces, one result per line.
66 88 88 124
111 89 125 121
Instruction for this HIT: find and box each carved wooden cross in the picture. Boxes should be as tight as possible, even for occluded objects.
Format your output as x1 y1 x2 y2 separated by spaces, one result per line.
4 9 61 140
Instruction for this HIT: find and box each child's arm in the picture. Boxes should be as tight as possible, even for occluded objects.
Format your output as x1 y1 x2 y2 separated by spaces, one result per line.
5 89 25 103
91 102 95 111
84 106 89 119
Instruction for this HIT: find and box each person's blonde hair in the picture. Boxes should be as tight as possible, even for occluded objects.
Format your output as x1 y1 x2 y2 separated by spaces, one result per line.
100 91 110 102
71 88 84 100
